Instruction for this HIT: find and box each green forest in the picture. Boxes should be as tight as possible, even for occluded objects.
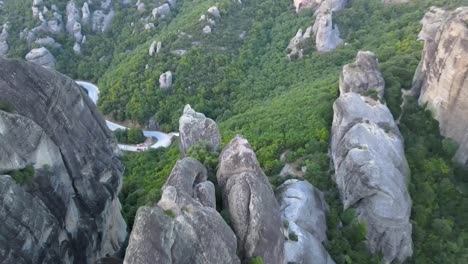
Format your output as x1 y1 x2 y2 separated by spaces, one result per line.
2 0 468 263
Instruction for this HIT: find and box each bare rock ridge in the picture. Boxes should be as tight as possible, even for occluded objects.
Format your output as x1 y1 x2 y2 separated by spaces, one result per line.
0 58 126 264
179 104 221 155
331 52 413 263
412 6 468 167
276 179 335 264
124 158 240 264
217 135 285 264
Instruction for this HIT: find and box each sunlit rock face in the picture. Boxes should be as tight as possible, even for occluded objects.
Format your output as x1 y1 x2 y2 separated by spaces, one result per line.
0 58 127 264
412 7 468 167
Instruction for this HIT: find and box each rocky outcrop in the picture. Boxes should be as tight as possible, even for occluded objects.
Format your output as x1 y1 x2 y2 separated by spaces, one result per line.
340 51 385 99
152 3 171 19
0 25 8 56
179 105 221 155
159 71 173 89
82 2 90 25
286 27 312 59
276 179 335 264
313 10 343 52
208 6 221 18
331 52 413 262
66 1 80 34
0 58 126 264
92 9 115 32
383 0 410 4
149 40 157 56
293 0 348 13
217 135 285 264
25 47 56 70
412 7 468 167
124 158 240 264
35 37 61 48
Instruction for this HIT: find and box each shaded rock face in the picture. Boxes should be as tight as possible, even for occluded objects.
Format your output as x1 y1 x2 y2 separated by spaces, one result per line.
124 158 240 264
217 135 285 264
276 179 335 264
340 51 385 98
179 104 221 155
412 7 468 167
0 58 126 264
331 90 413 262
25 47 56 70
313 10 343 52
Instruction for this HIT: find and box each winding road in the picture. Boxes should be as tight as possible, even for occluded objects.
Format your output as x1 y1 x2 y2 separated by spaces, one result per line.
76 81 179 152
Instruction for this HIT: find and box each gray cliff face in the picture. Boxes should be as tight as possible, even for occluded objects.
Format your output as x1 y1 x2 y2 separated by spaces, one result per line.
331 54 413 262
179 104 221 155
124 158 240 264
340 51 385 98
412 7 468 167
217 135 285 264
276 179 335 264
313 10 343 53
0 58 127 264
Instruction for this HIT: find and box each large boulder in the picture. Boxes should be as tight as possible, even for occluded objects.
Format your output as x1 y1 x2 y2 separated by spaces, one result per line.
0 58 126 264
25 47 56 70
331 92 413 263
124 158 240 264
276 179 335 264
312 10 343 52
152 3 171 19
159 71 173 89
178 104 221 155
217 135 285 264
412 7 468 167
340 51 385 99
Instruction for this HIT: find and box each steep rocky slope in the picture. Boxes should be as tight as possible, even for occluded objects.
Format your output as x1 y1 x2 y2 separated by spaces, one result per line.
331 52 413 263
0 58 126 264
412 6 468 167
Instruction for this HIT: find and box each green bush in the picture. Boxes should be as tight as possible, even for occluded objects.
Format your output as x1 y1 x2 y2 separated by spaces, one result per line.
288 231 298 242
9 165 35 186
0 101 14 113
247 257 264 264
113 128 146 144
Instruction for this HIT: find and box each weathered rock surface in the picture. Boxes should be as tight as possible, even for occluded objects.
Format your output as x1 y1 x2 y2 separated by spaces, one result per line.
66 1 80 34
331 90 413 262
82 2 90 25
0 58 126 264
276 180 335 264
340 51 385 98
287 27 312 59
124 158 240 264
159 71 173 89
152 3 171 19
217 135 285 264
0 25 8 56
412 7 468 167
25 47 56 70
313 10 343 52
179 104 221 155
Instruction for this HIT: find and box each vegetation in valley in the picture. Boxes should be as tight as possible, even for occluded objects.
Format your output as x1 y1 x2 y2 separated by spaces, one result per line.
113 128 146 144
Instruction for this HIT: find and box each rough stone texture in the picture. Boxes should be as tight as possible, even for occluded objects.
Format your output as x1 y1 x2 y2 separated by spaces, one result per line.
0 25 8 56
412 7 468 167
152 4 171 19
66 1 80 34
179 104 221 155
340 51 385 98
217 135 285 264
124 158 240 264
0 58 126 264
313 10 343 52
25 47 56 70
149 40 157 56
331 92 413 263
159 71 173 89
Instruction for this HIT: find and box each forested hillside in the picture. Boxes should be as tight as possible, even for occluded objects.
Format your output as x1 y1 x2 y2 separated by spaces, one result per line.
1 0 467 263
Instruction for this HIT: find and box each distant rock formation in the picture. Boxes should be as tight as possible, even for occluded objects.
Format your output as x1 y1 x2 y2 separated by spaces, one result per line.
159 71 173 89
152 3 171 19
276 179 335 264
92 9 115 32
217 135 285 264
0 58 127 264
313 9 343 52
124 158 240 264
340 51 385 99
82 2 90 25
293 0 348 13
383 0 410 4
286 27 312 59
412 7 468 167
331 52 413 263
179 104 221 155
208 6 221 18
0 25 8 56
149 40 157 56
66 1 80 34
25 47 56 70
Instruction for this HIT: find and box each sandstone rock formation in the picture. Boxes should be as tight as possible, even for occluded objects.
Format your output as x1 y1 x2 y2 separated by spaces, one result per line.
25 47 56 70
124 158 240 264
159 71 173 89
276 179 335 264
217 135 285 264
340 51 385 98
412 7 468 167
313 10 343 52
331 53 413 262
0 58 127 264
0 25 8 56
179 104 221 155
